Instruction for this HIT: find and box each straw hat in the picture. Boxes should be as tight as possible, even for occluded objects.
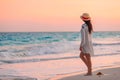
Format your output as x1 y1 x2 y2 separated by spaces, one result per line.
80 13 91 21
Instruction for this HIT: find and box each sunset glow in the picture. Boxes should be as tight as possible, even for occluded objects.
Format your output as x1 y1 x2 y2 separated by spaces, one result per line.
0 0 120 32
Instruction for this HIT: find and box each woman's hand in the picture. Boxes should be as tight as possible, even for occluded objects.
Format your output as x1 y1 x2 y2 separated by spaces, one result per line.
79 46 82 51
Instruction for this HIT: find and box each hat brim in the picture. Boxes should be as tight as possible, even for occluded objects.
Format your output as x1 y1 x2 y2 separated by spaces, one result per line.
80 16 91 21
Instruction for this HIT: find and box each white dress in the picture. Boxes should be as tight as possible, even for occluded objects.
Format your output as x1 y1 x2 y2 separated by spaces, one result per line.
80 24 94 56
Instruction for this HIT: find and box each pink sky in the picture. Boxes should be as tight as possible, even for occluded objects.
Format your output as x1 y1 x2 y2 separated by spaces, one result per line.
0 0 120 32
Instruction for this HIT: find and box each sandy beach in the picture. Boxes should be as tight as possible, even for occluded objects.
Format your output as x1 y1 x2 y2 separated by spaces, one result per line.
51 65 120 80
0 53 120 80
49 53 120 80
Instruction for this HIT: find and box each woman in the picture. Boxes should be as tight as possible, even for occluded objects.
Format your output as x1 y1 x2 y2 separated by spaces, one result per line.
79 13 94 76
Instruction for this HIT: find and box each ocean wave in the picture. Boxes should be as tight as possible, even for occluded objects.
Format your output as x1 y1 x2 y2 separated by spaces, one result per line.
0 32 119 60
0 41 78 58
0 52 120 64
0 40 120 58
0 56 78 64
93 42 120 46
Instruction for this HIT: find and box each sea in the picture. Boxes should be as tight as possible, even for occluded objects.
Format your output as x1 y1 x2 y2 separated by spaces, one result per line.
0 31 120 80
0 31 120 64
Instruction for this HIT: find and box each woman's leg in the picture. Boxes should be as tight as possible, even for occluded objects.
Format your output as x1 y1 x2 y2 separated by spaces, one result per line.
80 52 88 68
85 54 92 75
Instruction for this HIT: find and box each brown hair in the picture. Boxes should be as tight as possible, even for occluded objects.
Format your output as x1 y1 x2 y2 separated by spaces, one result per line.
84 20 93 34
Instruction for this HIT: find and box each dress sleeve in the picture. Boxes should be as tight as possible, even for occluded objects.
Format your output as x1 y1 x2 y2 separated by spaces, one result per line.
80 27 86 47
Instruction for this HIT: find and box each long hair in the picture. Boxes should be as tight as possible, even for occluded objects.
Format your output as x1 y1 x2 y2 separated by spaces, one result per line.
84 20 93 34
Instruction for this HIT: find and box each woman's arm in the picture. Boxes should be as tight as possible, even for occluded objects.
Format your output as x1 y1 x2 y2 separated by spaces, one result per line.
80 28 86 50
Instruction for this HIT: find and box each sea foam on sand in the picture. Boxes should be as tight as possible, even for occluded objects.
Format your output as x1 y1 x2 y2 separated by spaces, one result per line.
0 53 120 80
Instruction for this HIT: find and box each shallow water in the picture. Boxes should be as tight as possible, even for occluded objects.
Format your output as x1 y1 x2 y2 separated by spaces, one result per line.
0 31 120 64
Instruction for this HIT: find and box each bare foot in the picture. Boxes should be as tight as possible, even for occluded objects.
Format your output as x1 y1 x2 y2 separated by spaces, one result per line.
84 73 92 76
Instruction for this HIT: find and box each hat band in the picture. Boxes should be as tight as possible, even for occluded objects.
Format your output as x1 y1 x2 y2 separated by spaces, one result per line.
82 16 89 19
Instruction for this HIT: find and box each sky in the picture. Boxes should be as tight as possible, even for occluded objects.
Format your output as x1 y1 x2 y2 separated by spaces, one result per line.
0 0 120 32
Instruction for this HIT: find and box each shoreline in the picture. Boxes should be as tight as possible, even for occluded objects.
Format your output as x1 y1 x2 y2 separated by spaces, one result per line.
0 75 37 80
50 65 120 80
0 53 120 80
